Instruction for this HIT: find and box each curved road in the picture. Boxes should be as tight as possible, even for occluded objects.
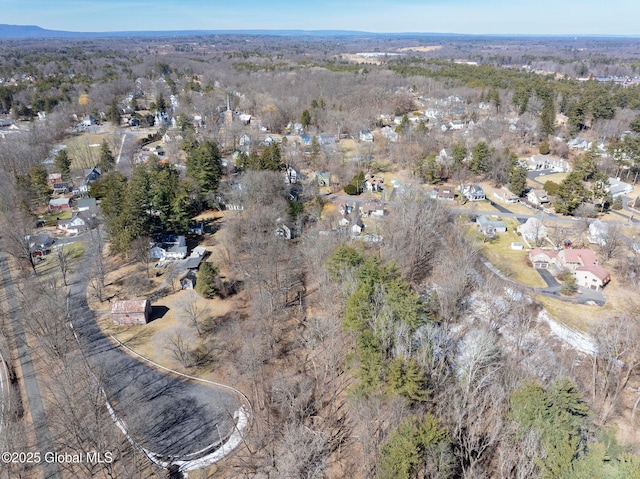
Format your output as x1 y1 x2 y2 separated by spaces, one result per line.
67 245 246 464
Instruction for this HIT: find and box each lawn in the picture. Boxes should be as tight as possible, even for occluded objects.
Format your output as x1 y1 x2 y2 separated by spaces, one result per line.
65 131 116 170
535 296 602 333
534 172 568 184
35 241 86 277
479 218 547 288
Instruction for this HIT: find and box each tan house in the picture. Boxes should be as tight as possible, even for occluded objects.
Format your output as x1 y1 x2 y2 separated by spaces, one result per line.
529 247 610 290
575 265 611 291
111 299 151 325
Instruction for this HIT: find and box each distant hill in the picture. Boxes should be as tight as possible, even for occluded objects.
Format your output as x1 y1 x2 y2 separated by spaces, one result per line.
0 24 386 40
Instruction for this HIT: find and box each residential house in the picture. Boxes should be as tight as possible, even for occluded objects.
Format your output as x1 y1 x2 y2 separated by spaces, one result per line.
333 198 354 215
574 265 611 291
239 133 251 146
80 167 101 194
285 166 298 184
568 137 590 149
448 120 465 130
588 220 609 246
359 130 374 142
529 248 557 269
111 299 151 326
47 173 62 186
49 197 71 211
459 184 485 201
529 247 610 290
521 154 569 172
436 148 452 164
52 182 69 194
381 126 398 142
527 189 549 206
517 217 548 243
476 215 507 235
29 234 54 257
81 115 98 127
364 175 382 192
493 188 519 204
436 185 456 201
150 234 188 260
300 133 312 145
319 133 336 145
360 200 385 217
350 219 365 235
315 171 331 187
557 248 598 272
57 212 96 235
76 197 97 212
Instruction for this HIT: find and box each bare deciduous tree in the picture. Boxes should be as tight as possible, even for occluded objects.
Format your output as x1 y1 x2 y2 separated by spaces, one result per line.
175 290 209 337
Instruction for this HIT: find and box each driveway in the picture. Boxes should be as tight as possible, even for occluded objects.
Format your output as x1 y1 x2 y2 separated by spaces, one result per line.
68 242 247 464
535 268 560 289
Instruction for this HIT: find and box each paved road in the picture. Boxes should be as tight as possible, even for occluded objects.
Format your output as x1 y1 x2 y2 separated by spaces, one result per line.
0 250 61 479
68 243 245 462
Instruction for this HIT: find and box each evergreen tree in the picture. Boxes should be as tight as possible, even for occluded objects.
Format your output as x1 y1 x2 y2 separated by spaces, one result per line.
106 98 121 126
155 92 167 113
195 261 220 299
379 414 451 479
300 109 311 128
98 140 115 173
555 172 588 215
471 141 490 175
540 98 556 136
186 140 222 197
509 162 528 197
386 357 429 402
54 149 72 182
28 165 50 201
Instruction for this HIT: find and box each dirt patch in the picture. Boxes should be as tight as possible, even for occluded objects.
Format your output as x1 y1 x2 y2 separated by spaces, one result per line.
397 45 443 53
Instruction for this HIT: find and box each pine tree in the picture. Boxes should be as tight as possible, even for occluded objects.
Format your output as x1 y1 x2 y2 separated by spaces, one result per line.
195 261 220 299
471 141 490 175
509 162 528 197
98 140 115 173
54 149 72 182
186 140 222 196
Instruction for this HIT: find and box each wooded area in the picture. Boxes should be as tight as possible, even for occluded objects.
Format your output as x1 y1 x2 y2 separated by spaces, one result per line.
0 33 640 479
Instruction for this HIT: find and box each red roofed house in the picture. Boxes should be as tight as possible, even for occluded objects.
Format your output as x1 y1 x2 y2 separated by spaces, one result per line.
111 299 152 325
557 248 597 271
529 247 610 291
575 265 611 291
529 248 558 269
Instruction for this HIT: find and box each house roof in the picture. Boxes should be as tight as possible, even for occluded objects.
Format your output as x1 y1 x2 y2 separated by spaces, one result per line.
576 264 610 282
560 248 597 265
184 255 203 270
49 197 70 206
111 299 150 314
529 248 557 260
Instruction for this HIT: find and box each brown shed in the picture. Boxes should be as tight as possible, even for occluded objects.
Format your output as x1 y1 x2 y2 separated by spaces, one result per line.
111 299 151 326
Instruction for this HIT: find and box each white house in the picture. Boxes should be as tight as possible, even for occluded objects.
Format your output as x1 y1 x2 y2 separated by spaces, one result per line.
460 184 485 201
527 189 549 206
517 218 548 243
57 213 95 235
587 220 609 246
359 130 374 142
285 166 298 184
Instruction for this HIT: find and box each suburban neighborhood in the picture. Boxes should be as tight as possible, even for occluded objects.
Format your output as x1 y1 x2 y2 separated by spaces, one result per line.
1 21 640 479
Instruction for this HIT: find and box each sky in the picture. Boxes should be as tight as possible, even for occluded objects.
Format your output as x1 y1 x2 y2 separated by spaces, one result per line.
0 0 638 36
